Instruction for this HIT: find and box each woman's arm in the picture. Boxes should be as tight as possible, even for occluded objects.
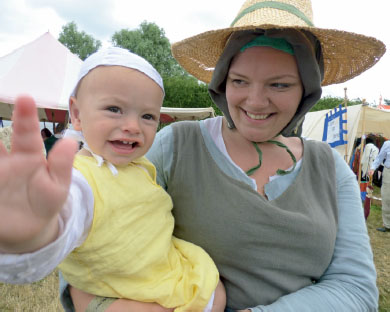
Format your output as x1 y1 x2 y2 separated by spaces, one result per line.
0 169 93 284
371 140 390 170
248 150 378 312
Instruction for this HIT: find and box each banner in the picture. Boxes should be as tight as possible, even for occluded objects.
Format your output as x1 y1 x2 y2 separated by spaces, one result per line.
322 104 347 147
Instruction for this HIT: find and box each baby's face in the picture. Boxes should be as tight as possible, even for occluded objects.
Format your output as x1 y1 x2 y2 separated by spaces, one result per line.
70 66 164 165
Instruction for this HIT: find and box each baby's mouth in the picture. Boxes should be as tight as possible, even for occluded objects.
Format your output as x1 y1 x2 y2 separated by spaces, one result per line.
110 140 139 149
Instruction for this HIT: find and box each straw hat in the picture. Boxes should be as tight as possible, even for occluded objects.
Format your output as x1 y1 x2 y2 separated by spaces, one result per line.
172 0 386 86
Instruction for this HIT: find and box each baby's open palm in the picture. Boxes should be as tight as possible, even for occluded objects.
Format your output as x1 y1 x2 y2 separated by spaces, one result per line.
0 96 78 254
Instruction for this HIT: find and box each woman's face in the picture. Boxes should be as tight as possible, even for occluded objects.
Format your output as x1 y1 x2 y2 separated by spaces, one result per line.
225 46 303 142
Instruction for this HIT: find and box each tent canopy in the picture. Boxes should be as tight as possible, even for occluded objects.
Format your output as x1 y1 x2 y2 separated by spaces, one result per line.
0 32 82 122
0 32 216 124
160 107 215 123
302 104 390 161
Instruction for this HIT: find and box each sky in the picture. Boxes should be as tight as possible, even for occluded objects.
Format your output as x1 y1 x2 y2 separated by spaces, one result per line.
0 0 389 105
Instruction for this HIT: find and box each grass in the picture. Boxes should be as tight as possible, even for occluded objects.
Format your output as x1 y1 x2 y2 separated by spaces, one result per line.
367 204 390 312
1 195 389 311
0 271 61 311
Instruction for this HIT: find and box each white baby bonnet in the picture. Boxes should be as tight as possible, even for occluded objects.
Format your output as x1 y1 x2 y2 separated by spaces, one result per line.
64 47 164 175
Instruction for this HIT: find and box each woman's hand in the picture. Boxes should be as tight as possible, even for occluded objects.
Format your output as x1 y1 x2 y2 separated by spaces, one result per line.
0 96 78 254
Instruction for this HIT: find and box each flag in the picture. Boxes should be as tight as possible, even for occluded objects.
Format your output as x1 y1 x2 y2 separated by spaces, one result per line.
322 104 347 147
378 104 390 110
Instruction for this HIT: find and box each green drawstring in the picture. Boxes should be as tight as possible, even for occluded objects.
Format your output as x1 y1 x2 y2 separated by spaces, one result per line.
267 140 297 175
245 140 297 176
245 142 263 176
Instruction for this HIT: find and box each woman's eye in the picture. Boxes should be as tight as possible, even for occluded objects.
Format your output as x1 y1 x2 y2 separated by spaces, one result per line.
271 83 290 89
232 79 246 86
142 114 155 121
107 106 121 114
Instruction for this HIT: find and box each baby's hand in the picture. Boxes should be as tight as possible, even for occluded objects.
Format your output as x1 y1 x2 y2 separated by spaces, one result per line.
0 96 78 254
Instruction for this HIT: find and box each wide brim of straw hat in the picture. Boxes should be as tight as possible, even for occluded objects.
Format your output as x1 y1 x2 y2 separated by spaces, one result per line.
172 24 386 86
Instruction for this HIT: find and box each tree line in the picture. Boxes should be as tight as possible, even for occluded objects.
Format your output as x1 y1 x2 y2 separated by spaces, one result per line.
58 21 386 114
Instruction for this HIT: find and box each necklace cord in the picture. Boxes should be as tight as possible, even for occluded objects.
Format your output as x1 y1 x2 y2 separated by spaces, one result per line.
245 140 297 176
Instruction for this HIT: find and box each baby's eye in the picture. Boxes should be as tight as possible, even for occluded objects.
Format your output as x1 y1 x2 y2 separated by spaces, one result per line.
107 106 121 114
142 113 156 121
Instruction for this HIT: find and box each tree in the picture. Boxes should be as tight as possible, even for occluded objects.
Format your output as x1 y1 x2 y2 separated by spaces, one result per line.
310 96 362 112
163 75 221 115
112 21 184 77
59 22 101 60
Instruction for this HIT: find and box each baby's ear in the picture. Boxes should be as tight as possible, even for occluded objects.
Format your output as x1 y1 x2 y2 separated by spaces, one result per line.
69 97 82 131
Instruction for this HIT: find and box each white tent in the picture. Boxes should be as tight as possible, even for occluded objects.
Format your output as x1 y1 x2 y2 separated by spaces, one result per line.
302 104 390 162
0 32 215 125
0 32 82 122
160 107 215 123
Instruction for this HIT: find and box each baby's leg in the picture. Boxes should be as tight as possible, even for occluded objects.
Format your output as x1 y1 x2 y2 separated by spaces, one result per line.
69 285 174 312
210 280 226 312
69 286 95 311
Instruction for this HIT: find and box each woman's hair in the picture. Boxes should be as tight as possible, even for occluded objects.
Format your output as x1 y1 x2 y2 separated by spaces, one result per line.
41 128 53 138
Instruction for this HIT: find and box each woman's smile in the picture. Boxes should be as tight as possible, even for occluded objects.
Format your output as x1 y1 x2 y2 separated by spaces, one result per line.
244 109 273 121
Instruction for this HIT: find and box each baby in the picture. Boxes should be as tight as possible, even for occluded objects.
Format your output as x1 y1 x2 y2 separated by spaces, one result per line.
0 47 225 312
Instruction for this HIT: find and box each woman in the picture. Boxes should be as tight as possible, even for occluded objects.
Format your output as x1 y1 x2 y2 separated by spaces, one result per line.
2 0 385 311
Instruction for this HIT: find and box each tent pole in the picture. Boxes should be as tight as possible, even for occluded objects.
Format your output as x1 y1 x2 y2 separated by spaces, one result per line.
358 102 367 185
343 88 349 162
64 111 69 128
52 111 55 133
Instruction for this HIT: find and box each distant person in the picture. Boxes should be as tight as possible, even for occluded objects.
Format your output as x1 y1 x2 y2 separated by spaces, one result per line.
40 127 58 155
54 122 66 139
369 140 390 232
361 137 379 181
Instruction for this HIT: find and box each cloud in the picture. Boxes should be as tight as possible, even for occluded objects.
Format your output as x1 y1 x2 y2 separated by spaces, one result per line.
25 0 126 40
0 0 66 56
0 1 28 34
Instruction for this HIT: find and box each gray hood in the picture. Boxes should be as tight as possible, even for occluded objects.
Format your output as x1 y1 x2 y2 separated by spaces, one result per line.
208 28 324 137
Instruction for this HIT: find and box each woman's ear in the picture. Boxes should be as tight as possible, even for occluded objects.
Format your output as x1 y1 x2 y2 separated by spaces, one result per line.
69 97 82 131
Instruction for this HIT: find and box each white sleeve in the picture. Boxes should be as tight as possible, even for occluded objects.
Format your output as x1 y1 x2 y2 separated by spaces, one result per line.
0 168 94 284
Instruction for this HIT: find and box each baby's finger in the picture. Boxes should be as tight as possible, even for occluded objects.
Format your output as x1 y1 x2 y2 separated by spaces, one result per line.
47 138 78 189
11 95 43 154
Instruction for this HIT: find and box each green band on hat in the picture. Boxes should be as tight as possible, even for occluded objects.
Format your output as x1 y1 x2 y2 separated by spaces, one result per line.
240 35 294 55
231 1 314 27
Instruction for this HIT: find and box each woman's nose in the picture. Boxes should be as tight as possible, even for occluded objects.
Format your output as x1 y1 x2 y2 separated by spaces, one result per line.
247 85 269 108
